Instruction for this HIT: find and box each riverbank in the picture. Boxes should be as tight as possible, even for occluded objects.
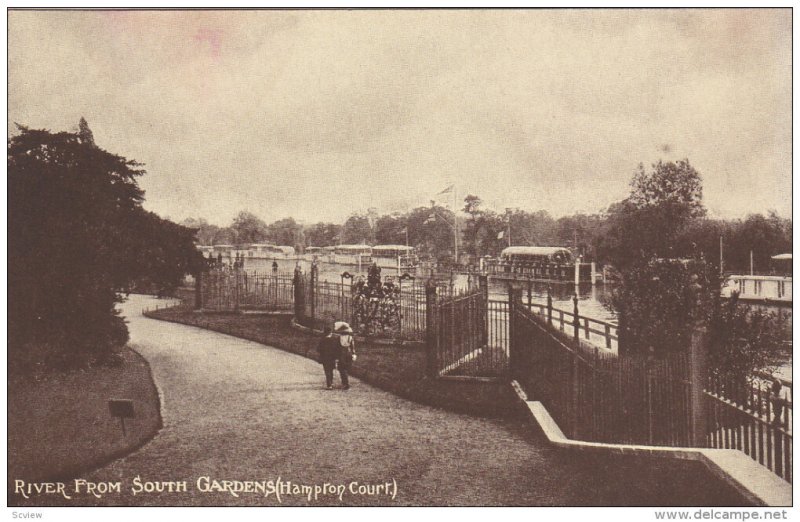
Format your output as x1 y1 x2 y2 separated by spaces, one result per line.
145 290 517 419
7 346 162 485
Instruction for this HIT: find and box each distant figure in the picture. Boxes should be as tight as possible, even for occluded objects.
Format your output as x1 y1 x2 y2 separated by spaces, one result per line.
272 261 279 273
367 262 382 297
316 325 339 389
334 322 356 390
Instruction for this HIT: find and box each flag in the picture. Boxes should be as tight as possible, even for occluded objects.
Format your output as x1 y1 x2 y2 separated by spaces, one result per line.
437 184 454 195
497 230 504 240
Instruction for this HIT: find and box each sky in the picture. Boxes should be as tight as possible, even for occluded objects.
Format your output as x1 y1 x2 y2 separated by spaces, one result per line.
8 9 792 226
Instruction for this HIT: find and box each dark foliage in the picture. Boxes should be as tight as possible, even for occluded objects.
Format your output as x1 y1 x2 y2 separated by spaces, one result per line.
8 123 204 372
613 258 716 358
708 294 788 383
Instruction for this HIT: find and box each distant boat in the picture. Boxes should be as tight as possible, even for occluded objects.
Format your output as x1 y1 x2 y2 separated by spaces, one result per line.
328 244 373 267
483 246 597 284
722 253 792 304
371 245 418 270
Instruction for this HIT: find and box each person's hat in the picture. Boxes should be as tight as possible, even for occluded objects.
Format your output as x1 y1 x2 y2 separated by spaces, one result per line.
334 321 353 334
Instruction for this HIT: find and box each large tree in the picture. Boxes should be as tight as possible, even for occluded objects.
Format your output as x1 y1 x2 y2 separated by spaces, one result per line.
267 217 304 249
180 217 220 246
725 212 792 274
603 159 705 270
341 214 373 245
304 222 341 247
8 123 203 371
231 211 270 244
375 213 408 246
406 205 457 262
607 159 708 357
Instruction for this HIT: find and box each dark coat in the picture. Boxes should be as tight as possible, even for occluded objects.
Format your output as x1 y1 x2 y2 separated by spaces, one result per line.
337 335 355 371
317 335 339 367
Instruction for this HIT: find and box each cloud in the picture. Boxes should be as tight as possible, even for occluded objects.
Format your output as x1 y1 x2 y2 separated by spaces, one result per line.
8 9 791 225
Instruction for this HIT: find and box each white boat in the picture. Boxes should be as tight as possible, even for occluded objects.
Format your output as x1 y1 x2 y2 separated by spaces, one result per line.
303 246 323 262
722 253 792 304
723 274 792 304
371 244 418 270
331 245 372 267
250 244 295 258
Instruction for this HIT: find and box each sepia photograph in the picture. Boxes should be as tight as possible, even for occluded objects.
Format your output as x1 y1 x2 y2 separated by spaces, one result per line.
5 5 794 515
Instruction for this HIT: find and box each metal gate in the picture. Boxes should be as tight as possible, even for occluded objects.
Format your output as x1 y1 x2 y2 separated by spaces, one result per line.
430 278 508 378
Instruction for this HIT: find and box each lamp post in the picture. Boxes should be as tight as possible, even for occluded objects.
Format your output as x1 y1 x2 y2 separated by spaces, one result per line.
341 271 354 310
505 208 513 248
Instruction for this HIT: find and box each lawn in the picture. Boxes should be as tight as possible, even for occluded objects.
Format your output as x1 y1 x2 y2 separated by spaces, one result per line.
7 347 162 484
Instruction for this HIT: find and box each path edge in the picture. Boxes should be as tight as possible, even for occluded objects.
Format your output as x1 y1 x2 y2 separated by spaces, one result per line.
509 380 791 507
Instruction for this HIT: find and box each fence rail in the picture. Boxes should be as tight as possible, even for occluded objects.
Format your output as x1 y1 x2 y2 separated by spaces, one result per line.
705 372 793 482
432 284 508 378
525 299 618 351
300 270 435 341
509 289 792 482
512 302 692 445
200 269 295 312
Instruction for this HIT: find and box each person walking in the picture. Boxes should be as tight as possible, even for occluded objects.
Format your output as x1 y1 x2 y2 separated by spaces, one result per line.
316 325 339 389
334 322 356 390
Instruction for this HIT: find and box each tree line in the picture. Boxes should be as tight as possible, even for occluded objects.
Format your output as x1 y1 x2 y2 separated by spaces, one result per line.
183 158 789 373
184 173 790 275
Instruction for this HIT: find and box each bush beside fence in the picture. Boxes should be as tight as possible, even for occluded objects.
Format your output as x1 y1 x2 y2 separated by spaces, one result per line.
508 289 792 482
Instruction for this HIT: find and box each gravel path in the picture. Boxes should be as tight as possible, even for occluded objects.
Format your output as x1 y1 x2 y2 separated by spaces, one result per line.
19 295 744 506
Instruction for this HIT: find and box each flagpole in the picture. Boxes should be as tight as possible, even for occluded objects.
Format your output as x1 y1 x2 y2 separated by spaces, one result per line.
453 184 458 266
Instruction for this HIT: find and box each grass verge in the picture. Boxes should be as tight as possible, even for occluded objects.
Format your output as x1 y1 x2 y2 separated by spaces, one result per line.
7 347 162 484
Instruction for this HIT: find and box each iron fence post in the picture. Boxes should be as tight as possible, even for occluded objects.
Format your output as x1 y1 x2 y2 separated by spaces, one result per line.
547 286 553 327
508 283 515 379
425 278 438 378
194 269 203 310
479 274 489 348
571 349 579 439
573 294 580 343
310 263 318 322
689 325 709 447
508 284 523 381
233 266 240 313
771 381 784 478
293 267 305 323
